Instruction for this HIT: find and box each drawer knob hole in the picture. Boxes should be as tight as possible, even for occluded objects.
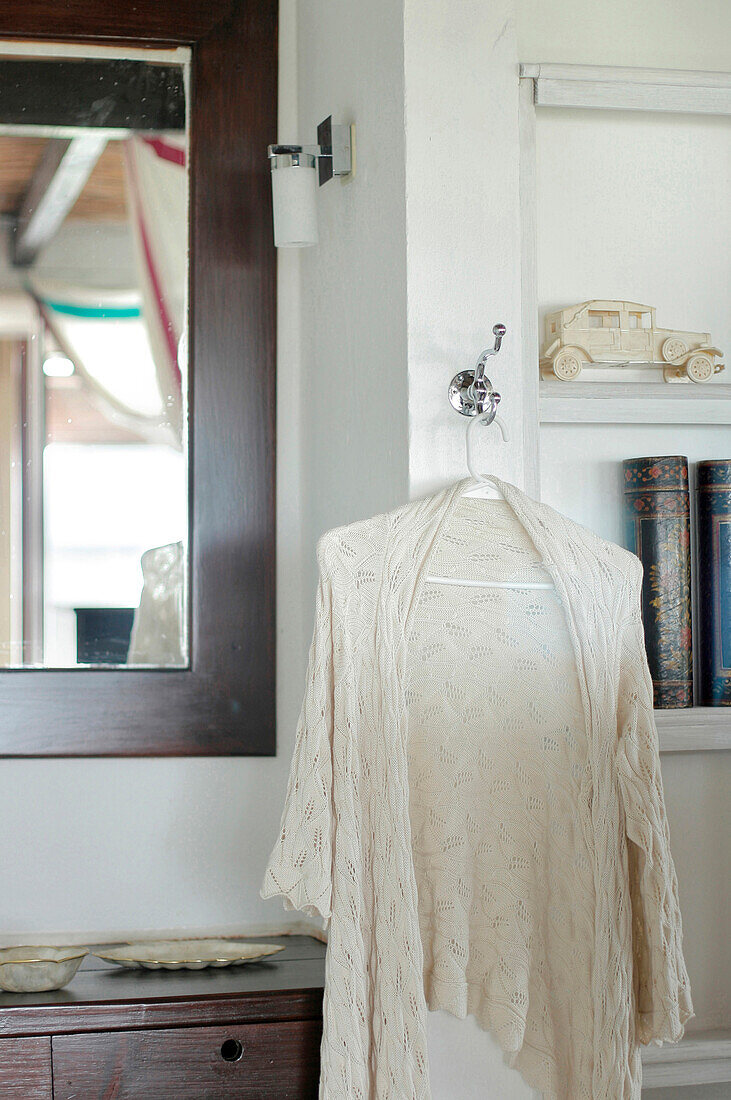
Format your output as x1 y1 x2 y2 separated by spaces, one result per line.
221 1039 244 1062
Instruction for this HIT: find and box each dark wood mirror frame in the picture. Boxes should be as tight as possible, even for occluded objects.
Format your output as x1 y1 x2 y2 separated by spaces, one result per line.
0 0 277 756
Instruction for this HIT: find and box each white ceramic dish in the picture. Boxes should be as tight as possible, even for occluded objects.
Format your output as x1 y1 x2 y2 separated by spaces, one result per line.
0 946 88 993
93 939 286 971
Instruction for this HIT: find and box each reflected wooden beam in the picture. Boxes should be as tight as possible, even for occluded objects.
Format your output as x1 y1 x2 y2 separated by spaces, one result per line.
0 59 186 131
12 135 108 266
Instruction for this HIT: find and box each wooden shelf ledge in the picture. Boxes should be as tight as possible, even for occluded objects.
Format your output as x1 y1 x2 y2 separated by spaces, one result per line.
539 381 731 425
656 709 731 753
520 63 731 116
642 1029 731 1089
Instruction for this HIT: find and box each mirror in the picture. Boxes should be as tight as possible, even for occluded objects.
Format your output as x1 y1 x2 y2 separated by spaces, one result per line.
0 3 276 757
0 47 189 669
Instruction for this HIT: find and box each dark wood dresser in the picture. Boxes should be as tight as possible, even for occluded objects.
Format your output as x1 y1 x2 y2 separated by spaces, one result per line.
0 935 325 1098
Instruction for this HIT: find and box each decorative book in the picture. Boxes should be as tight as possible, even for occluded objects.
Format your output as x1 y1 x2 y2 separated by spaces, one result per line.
696 460 731 706
623 456 692 708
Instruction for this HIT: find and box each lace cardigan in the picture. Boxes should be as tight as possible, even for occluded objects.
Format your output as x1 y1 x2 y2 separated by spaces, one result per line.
261 478 692 1099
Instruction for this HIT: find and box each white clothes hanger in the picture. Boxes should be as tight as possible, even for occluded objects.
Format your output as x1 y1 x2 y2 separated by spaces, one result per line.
428 326 554 592
462 410 508 501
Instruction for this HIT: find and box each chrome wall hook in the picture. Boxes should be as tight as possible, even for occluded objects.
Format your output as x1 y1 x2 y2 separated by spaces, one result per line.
448 323 506 420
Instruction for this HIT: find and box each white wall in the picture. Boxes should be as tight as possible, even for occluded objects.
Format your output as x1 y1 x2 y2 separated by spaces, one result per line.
404 0 527 500
516 0 731 71
0 0 307 942
534 109 730 385
0 0 410 943
297 0 409 589
660 754 731 1032
535 106 730 544
651 1087 731 1100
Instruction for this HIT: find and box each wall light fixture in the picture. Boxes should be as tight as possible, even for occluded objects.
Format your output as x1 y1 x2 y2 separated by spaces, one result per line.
267 117 353 248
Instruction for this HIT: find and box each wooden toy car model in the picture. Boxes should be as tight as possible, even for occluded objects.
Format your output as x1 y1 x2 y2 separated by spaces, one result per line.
540 300 725 383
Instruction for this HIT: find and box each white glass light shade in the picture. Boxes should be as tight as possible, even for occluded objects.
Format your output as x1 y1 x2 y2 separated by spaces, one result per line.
271 163 318 248
42 353 75 378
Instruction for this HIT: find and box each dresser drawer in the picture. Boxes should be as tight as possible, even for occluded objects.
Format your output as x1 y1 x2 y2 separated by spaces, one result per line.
52 1019 322 1099
0 1036 52 1098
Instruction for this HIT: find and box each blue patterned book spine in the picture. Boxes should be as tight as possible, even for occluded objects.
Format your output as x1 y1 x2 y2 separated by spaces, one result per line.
623 456 692 709
697 460 731 706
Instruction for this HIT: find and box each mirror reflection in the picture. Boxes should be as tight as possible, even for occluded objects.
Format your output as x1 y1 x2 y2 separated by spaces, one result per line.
0 48 189 668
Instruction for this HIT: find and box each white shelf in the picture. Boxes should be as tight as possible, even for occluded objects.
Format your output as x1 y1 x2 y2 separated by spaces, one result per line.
642 1029 731 1089
656 709 731 753
539 381 731 426
521 63 731 117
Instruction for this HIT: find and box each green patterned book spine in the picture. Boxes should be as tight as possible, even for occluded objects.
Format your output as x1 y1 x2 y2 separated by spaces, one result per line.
623 456 692 709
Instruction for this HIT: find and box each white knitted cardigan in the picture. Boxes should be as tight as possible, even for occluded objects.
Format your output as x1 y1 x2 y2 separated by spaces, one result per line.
262 478 692 1099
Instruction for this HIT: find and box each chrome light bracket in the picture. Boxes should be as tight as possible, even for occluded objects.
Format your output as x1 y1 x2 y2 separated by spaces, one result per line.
268 117 352 186
316 116 352 184
267 146 318 171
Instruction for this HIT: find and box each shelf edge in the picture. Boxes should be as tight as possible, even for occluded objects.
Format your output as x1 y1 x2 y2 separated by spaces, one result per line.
642 1030 731 1089
656 709 731 753
539 382 731 425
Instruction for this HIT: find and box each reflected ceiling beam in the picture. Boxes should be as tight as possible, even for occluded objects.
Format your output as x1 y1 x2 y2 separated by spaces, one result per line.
0 59 185 131
12 135 107 267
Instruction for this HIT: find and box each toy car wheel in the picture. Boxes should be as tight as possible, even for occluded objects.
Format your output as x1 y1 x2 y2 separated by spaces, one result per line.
662 337 688 363
685 353 715 383
552 348 583 381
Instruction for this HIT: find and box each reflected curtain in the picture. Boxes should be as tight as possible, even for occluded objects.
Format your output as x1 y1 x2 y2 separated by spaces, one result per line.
123 134 187 447
32 287 178 447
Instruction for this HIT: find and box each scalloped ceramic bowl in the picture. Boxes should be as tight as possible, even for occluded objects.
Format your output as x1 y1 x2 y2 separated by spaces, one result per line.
0 946 88 992
93 939 285 971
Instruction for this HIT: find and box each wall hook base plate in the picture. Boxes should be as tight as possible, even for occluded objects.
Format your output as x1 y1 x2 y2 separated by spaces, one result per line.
448 371 501 420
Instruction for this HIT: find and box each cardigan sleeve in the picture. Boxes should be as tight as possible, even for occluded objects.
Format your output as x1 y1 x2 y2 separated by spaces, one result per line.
260 549 335 922
616 576 694 1045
